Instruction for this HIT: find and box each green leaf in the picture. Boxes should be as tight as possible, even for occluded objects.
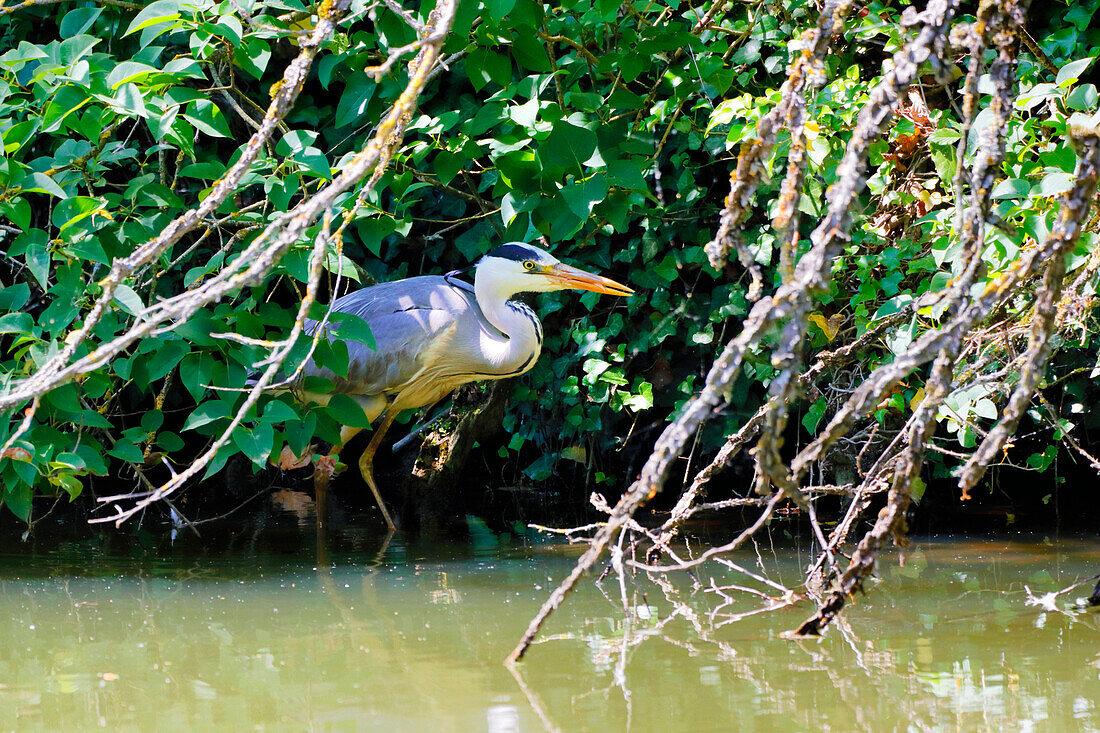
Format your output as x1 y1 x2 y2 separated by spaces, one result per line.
0 199 31 231
930 147 957 185
73 441 109 476
143 341 189 381
730 37 762 64
1065 3 1098 30
156 431 185 452
523 453 556 481
335 74 375 128
802 397 828 434
501 191 538 228
1016 82 1058 111
13 230 50 289
42 85 90 133
233 421 275 466
113 284 144 316
1066 83 1098 110
510 26 554 72
485 0 518 21
25 172 68 199
990 178 1029 199
0 284 31 313
2 120 39 155
873 294 913 320
52 196 108 232
902 475 924 504
183 400 234 430
538 121 598 176
211 14 243 45
262 400 300 423
561 173 609 217
111 83 149 118
60 7 103 38
331 312 376 349
1026 445 1057 472
607 159 648 192
124 0 182 37
927 128 961 145
44 383 82 414
466 48 512 91
3 484 33 521
184 100 231 138
163 57 205 80
1056 56 1095 87
1039 169 1075 197
0 41 46 71
178 160 227 179
235 38 271 80
107 440 143 463
567 92 603 112
324 394 374 428
201 442 238 480
54 452 86 471
0 312 33 335
179 351 219 401
57 34 99 65
76 410 114 429
973 398 997 420
106 61 157 89
277 129 318 155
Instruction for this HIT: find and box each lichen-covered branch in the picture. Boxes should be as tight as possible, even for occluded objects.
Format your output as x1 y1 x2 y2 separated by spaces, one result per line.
508 0 960 663
0 0 355 413
958 126 1100 496
86 0 459 524
704 0 858 296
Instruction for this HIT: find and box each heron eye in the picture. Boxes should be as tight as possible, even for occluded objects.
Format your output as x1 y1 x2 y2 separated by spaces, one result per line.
523 260 536 271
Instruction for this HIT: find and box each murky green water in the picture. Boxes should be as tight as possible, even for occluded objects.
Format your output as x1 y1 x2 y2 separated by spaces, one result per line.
0 525 1097 732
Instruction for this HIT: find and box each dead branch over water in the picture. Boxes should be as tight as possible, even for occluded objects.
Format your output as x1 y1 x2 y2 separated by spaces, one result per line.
510 0 1100 662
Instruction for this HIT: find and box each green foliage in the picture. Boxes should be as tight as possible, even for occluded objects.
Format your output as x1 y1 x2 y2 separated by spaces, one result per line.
0 0 1099 520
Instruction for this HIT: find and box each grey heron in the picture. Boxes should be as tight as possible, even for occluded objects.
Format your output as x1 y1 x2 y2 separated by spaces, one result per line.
297 242 634 529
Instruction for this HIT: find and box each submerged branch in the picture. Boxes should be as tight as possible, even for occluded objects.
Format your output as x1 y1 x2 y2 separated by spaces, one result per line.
512 0 1100 656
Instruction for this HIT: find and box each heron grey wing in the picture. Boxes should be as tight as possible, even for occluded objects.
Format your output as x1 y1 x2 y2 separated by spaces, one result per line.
329 275 473 320
304 276 475 397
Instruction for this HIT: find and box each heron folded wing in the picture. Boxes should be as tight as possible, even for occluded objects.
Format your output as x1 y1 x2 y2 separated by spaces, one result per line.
302 275 475 400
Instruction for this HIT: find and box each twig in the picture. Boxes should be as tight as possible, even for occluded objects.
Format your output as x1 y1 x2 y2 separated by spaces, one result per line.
0 0 141 17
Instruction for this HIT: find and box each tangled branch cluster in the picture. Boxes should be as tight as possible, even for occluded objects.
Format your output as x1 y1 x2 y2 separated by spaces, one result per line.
0 0 459 525
509 0 1100 662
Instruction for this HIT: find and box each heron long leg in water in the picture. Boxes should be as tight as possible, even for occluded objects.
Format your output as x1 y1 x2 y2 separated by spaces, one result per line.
356 411 398 531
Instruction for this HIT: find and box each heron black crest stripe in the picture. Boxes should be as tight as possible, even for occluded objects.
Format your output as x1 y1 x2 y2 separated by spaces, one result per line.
486 243 540 262
509 302 542 345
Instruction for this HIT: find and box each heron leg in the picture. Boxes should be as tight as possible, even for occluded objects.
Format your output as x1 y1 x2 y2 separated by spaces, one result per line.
359 411 398 531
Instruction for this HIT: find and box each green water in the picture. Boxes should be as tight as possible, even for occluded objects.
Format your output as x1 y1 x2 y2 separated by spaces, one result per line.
0 526 1097 732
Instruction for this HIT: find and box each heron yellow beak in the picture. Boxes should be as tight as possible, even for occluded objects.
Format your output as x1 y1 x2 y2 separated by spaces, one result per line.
545 263 634 296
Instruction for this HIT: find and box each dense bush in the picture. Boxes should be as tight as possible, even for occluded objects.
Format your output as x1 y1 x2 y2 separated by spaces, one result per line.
1 0 1098 523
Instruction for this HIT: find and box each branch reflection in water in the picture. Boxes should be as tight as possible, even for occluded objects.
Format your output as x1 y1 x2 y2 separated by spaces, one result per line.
0 527 1096 730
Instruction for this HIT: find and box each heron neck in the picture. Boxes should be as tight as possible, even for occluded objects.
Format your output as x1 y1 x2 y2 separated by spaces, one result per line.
474 271 543 373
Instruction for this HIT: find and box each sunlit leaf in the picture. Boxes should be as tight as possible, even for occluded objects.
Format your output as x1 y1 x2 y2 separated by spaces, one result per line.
124 0 182 37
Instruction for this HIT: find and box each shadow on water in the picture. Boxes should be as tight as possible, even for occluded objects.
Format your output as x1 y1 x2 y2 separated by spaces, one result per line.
0 496 1098 731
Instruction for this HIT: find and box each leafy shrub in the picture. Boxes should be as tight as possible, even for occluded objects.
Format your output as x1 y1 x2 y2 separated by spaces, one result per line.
1 0 1098 522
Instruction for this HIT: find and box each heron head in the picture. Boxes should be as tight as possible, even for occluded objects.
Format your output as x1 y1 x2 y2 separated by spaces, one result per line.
477 242 634 297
